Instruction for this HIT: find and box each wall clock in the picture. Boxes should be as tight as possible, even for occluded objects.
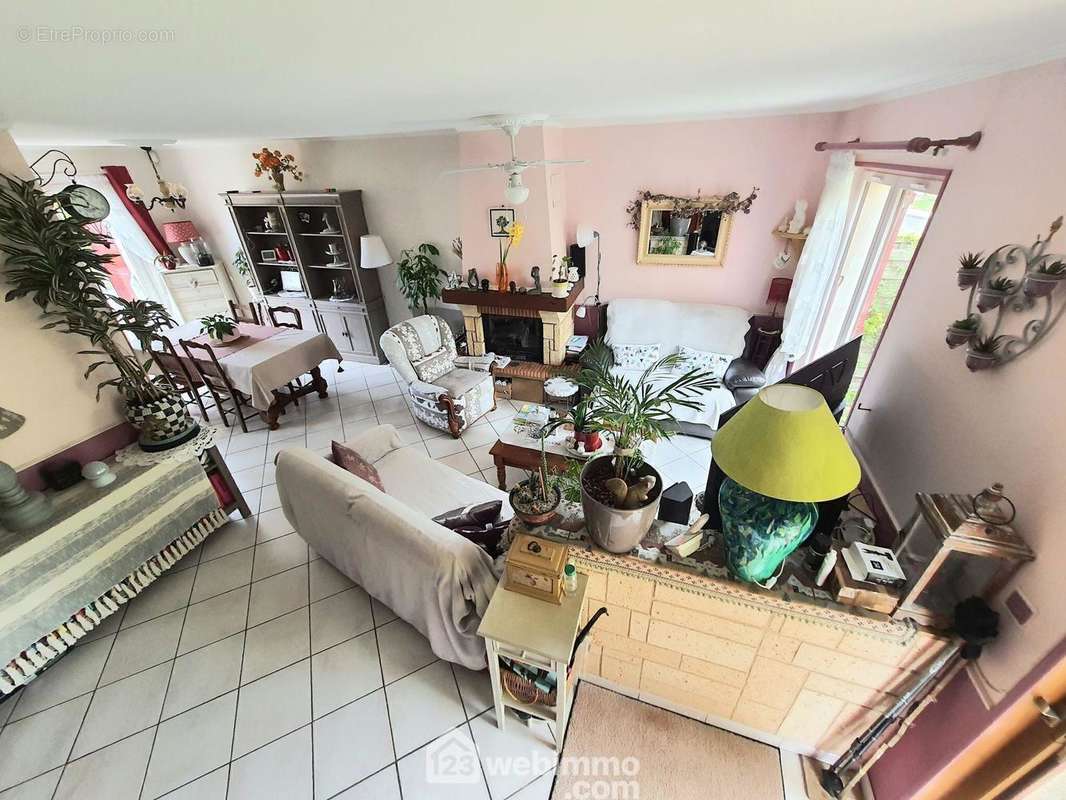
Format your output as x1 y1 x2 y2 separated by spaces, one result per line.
57 184 110 223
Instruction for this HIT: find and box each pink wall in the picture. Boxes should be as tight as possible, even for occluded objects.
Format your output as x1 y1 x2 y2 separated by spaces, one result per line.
562 113 839 310
839 60 1066 799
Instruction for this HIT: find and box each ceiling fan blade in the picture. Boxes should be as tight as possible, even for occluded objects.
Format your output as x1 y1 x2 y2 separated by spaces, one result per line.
513 158 589 169
440 163 509 175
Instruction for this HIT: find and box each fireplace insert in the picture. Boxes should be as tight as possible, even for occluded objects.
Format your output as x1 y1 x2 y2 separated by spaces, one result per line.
483 314 543 362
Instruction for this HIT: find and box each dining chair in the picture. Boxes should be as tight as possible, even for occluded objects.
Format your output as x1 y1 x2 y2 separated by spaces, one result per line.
149 338 214 422
229 299 263 326
267 305 302 330
179 338 261 433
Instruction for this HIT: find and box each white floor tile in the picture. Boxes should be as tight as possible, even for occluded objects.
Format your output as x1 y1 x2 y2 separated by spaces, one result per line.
141 692 237 799
312 690 394 800
228 726 312 800
232 465 266 493
255 507 295 543
227 430 270 455
306 426 345 451
467 443 497 471
71 662 170 759
309 559 355 602
121 569 195 629
0 695 91 791
386 661 466 757
233 660 311 759
376 619 436 683
452 665 494 719
460 424 500 448
189 548 253 604
508 770 556 800
0 767 63 800
373 395 409 415
469 708 556 800
258 483 282 513
99 609 183 685
79 608 125 643
339 400 375 421
251 532 308 581
262 462 277 486
377 409 415 428
311 631 382 719
225 445 268 472
426 436 466 458
162 633 244 720
438 450 481 475
198 517 256 563
268 424 308 442
396 726 490 800
371 598 398 626
8 635 113 722
177 586 249 656
248 565 309 627
156 765 228 800
332 766 401 799
241 608 310 685
310 587 373 653
55 728 154 800
368 383 403 400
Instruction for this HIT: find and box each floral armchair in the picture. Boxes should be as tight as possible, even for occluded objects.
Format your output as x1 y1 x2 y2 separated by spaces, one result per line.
379 315 496 438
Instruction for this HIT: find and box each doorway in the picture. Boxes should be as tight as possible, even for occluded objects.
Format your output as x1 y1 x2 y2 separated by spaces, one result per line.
806 165 946 420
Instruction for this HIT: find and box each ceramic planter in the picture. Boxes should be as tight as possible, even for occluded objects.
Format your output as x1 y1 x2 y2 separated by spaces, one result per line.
945 326 977 348
1022 273 1063 298
126 392 199 451
957 268 983 289
965 350 999 372
509 483 561 527
976 288 1010 313
209 331 239 346
551 281 570 299
580 457 662 554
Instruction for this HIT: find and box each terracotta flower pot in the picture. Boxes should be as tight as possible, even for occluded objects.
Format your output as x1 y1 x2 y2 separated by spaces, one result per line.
1022 273 1062 298
965 351 999 372
957 268 983 289
945 327 976 349
976 289 1009 313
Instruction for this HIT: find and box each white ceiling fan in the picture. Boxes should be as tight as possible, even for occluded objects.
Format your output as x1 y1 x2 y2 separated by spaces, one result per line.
441 114 587 205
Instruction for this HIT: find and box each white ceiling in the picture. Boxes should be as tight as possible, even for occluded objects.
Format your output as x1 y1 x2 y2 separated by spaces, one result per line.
4 0 1066 145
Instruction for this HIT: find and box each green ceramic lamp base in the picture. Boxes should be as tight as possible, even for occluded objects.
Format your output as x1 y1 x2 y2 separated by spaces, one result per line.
719 477 817 583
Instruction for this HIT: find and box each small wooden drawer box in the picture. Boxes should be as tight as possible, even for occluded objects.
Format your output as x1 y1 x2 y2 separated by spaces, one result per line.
504 533 567 604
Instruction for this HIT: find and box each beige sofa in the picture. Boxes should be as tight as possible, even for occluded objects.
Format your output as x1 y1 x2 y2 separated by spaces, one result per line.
275 425 506 669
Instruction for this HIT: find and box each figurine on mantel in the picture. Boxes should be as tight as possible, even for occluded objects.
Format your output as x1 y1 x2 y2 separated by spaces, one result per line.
445 272 462 290
466 268 479 290
787 199 808 234
530 265 542 294
480 278 490 292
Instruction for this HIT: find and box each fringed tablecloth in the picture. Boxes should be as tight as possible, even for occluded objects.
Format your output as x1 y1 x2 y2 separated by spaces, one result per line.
0 456 227 694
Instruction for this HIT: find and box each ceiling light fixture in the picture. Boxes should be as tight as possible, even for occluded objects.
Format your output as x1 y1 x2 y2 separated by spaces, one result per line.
125 146 187 212
503 173 530 205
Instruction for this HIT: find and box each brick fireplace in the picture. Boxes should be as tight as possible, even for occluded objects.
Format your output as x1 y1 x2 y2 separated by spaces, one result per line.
442 281 582 366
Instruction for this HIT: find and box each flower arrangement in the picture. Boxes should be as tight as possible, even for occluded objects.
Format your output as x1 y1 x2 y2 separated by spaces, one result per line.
625 187 759 230
497 222 524 290
253 148 304 192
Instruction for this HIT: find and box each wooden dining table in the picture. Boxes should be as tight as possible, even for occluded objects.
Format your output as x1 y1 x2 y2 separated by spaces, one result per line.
163 321 342 429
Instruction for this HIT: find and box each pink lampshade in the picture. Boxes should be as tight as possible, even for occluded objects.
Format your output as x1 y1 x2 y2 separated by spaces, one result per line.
162 220 200 244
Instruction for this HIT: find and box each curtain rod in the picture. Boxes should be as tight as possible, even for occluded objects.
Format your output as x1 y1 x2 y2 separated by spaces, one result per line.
814 131 982 154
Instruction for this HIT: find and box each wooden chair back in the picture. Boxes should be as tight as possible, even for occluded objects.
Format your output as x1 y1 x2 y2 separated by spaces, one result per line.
151 337 203 390
229 299 262 326
267 305 302 330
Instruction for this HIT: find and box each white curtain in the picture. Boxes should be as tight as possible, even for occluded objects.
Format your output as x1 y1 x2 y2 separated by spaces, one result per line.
764 151 856 381
81 175 183 323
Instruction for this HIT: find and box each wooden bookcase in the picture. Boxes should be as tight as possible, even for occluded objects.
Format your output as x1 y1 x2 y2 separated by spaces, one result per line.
221 190 388 363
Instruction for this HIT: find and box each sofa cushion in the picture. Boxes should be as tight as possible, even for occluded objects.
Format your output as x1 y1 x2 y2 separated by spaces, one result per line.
612 342 661 370
676 345 732 379
434 367 490 399
606 298 750 359
375 445 508 518
331 440 385 491
413 347 453 383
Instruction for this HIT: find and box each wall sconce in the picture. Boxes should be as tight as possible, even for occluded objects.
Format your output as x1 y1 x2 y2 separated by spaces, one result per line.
125 146 188 212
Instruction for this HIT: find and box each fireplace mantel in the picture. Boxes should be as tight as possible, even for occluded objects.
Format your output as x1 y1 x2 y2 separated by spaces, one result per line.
447 280 583 366
441 279 584 313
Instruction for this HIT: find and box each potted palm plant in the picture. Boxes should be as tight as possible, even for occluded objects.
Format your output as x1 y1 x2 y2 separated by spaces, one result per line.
0 174 198 450
977 276 1016 312
396 242 446 315
956 251 985 288
1022 259 1066 298
945 315 980 348
576 341 720 553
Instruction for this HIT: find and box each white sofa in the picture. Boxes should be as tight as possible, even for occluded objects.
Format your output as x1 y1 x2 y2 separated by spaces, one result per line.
276 425 506 669
605 298 765 431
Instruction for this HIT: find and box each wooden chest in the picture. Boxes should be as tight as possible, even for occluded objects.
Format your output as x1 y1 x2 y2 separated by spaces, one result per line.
504 534 568 604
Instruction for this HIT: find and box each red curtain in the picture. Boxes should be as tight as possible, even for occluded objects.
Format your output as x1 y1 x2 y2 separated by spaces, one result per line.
101 165 170 258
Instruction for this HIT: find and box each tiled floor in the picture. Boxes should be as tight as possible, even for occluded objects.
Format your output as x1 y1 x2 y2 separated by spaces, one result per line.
0 360 714 800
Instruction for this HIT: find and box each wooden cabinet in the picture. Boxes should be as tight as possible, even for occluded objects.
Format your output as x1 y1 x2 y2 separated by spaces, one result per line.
221 190 388 364
162 266 231 321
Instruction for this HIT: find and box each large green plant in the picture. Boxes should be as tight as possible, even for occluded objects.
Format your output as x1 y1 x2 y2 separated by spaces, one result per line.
578 339 720 479
0 174 175 404
396 242 446 315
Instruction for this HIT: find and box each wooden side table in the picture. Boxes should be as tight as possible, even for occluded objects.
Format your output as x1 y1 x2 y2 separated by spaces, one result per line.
477 573 588 750
489 439 572 490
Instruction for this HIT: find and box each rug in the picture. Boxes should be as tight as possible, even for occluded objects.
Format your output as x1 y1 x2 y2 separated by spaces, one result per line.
551 682 784 800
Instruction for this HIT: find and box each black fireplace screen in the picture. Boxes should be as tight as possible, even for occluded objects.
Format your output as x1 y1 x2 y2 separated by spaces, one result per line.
482 314 543 362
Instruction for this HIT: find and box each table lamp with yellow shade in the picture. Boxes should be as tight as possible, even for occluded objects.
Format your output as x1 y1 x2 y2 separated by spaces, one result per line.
711 384 860 584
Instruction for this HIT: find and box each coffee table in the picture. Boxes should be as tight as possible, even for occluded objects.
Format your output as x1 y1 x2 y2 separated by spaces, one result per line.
489 439 573 490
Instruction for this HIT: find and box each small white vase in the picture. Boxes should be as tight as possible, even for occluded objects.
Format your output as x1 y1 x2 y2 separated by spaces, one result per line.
552 281 570 299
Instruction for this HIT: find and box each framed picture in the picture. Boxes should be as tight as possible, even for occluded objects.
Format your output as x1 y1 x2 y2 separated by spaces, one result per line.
260 250 277 262
489 208 515 238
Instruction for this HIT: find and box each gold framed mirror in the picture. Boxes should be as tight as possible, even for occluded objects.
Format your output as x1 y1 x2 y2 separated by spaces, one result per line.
636 199 733 267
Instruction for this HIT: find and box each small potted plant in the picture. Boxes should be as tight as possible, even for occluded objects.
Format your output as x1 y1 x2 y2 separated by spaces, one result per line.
550 254 572 298
966 335 1004 371
945 315 980 348
957 251 985 288
508 429 562 526
200 313 239 345
252 148 304 192
569 399 603 453
977 276 1016 312
1022 259 1066 298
